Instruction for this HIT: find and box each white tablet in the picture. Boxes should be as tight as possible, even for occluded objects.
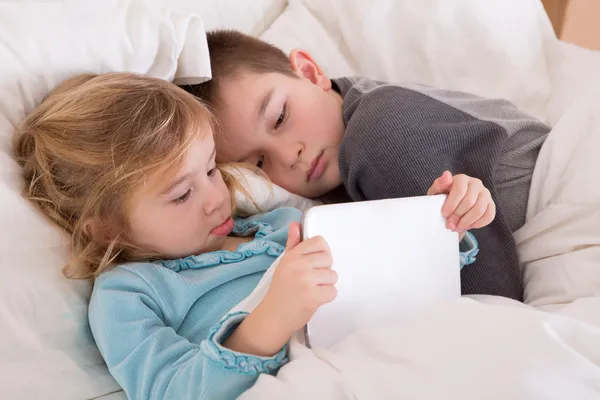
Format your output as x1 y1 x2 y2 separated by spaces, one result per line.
302 194 461 349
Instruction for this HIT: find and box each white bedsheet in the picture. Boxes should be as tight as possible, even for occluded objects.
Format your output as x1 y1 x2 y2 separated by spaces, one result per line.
236 82 600 398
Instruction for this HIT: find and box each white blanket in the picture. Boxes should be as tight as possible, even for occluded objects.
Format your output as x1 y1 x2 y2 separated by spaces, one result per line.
2 0 600 398
230 83 600 400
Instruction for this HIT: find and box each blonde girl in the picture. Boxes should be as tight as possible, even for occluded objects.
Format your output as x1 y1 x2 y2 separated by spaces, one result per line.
14 73 337 400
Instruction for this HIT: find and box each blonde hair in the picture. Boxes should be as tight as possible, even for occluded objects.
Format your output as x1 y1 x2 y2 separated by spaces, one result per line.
13 72 244 279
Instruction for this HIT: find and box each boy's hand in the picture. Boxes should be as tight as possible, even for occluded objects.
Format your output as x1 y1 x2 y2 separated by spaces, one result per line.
427 171 496 240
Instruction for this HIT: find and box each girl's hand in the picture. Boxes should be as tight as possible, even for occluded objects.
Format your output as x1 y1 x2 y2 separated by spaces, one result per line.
427 171 496 240
223 222 337 357
262 222 337 333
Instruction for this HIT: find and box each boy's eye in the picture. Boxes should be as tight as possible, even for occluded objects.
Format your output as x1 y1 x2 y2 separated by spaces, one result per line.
256 156 264 169
208 167 217 177
274 103 286 129
173 189 192 204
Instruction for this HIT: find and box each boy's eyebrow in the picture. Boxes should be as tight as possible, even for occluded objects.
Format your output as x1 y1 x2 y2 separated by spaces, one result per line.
258 89 274 121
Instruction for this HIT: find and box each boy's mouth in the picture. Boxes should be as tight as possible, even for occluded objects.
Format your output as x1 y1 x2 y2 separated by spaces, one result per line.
306 151 327 182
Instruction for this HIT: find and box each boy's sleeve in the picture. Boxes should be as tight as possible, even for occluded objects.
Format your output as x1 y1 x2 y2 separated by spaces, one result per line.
336 80 523 300
88 270 288 400
459 231 479 269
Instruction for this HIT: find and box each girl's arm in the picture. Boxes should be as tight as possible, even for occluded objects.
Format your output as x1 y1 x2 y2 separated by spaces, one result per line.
89 227 335 400
88 269 288 400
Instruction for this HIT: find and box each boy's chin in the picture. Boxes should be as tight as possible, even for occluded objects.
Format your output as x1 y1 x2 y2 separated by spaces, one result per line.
303 182 342 199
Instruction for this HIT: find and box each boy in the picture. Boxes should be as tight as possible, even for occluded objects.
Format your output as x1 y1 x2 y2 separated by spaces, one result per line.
182 30 550 301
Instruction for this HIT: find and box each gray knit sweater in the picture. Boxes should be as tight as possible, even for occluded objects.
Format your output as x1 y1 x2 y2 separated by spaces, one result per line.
329 77 550 301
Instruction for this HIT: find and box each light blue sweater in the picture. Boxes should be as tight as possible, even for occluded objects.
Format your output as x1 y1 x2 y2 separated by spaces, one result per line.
88 207 478 399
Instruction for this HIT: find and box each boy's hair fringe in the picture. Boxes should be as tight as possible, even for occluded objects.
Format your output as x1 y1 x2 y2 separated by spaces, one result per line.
180 29 296 108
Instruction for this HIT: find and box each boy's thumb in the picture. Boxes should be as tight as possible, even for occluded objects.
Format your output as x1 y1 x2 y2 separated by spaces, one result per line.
285 222 302 251
427 170 453 195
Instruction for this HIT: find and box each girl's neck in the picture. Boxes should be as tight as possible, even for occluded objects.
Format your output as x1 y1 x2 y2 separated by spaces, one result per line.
220 235 253 252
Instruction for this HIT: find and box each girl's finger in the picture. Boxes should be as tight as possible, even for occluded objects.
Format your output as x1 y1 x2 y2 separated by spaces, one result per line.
295 235 331 256
314 285 338 305
299 252 334 270
312 267 338 285
285 222 302 251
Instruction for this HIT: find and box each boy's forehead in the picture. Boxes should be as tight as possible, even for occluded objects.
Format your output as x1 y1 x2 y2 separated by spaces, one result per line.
222 70 291 95
216 73 280 118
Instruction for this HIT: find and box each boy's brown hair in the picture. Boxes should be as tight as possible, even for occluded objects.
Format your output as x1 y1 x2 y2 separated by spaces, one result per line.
181 30 296 107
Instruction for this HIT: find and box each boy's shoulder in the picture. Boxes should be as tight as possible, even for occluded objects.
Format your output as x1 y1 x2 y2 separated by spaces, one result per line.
333 76 474 110
332 75 539 134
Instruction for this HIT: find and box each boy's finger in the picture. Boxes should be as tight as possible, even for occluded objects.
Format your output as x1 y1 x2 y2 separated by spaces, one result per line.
452 184 481 218
456 194 494 232
285 222 302 251
455 199 487 232
446 214 459 231
441 175 468 217
468 203 496 230
427 170 453 195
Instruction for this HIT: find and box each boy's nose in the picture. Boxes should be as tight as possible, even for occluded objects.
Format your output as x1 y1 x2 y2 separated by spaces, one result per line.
270 136 304 168
290 146 303 168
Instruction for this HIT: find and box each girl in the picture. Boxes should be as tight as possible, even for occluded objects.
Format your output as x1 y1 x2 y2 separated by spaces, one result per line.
14 73 483 399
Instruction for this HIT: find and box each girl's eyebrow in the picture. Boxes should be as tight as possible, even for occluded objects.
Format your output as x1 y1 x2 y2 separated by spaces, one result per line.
162 145 216 195
162 172 193 195
208 146 216 164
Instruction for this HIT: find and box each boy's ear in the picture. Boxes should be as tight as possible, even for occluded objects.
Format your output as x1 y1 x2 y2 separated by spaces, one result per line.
289 49 331 90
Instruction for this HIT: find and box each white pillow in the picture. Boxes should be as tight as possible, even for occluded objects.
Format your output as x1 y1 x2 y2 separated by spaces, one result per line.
168 0 287 35
297 0 555 122
259 0 354 78
0 1 211 398
227 167 319 216
544 41 600 126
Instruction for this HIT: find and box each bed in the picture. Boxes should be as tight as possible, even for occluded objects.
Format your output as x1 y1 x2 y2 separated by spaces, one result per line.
1 0 600 399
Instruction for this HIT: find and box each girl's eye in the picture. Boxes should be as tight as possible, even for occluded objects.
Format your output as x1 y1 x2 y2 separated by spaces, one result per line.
173 189 192 204
274 103 286 129
256 155 264 169
208 167 217 177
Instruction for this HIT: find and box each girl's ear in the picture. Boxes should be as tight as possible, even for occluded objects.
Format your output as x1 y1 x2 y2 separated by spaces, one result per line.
83 218 117 244
289 49 332 91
